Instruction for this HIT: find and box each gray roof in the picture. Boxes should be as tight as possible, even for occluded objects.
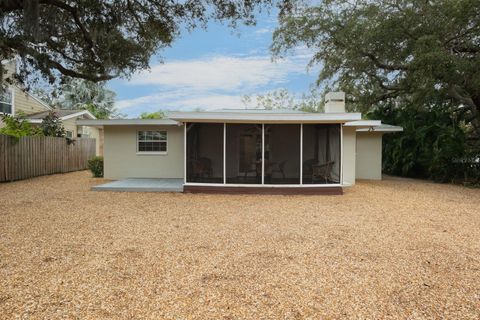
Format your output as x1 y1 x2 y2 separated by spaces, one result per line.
212 108 308 114
24 109 83 119
169 110 362 123
356 124 403 132
77 119 179 127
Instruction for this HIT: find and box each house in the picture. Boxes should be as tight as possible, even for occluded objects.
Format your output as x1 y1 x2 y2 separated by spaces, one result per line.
1 60 103 155
1 61 53 122
79 92 402 194
23 109 103 155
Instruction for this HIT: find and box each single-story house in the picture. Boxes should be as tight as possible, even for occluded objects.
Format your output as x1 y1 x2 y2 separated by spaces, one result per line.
79 92 402 194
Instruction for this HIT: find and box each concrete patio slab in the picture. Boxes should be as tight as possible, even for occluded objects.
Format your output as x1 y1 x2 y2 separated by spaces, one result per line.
92 178 184 192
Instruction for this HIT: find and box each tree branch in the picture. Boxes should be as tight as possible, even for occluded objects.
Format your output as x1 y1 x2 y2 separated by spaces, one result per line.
362 51 410 71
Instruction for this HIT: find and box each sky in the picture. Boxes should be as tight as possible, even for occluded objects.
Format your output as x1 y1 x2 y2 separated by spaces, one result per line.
107 9 320 118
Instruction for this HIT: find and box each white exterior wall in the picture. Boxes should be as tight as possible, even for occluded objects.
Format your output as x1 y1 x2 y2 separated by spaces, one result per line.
104 125 184 180
356 132 383 180
342 126 357 186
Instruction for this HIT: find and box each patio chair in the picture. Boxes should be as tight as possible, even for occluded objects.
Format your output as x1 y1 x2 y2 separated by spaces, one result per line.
192 157 213 178
312 161 334 184
271 160 287 179
303 159 316 178
243 158 259 179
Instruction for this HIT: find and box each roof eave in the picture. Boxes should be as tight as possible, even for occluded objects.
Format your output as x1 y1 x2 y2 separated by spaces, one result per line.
169 112 362 123
76 119 180 127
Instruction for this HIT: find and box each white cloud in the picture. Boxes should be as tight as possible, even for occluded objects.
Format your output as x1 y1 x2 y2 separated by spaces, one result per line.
116 90 247 114
129 55 306 91
116 53 313 116
254 27 272 34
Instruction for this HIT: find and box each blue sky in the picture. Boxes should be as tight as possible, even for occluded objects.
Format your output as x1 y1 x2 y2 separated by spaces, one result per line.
107 9 319 118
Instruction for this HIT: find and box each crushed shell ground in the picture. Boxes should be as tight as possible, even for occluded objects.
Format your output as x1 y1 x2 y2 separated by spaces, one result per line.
0 171 479 319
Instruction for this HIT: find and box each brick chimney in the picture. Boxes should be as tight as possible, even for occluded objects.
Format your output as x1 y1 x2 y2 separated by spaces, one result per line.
325 92 346 113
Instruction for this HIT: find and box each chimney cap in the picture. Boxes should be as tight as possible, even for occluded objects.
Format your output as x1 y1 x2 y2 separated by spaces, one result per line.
325 91 345 102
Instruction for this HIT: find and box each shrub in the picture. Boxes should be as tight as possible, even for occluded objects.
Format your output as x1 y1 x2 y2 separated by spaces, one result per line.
88 156 104 177
0 114 43 139
40 111 66 137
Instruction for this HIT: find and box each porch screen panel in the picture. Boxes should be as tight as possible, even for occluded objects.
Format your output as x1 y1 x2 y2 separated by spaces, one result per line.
186 123 224 183
226 124 262 184
302 124 341 184
264 124 301 184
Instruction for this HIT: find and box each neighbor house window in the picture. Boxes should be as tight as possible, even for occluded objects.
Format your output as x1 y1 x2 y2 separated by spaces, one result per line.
66 130 73 139
137 130 167 153
0 87 13 115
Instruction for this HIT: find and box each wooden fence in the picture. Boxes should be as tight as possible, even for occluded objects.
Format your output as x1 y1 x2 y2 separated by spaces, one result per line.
0 135 96 182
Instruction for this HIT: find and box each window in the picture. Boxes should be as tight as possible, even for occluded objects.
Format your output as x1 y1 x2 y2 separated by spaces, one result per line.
0 87 12 115
137 130 167 153
66 130 73 139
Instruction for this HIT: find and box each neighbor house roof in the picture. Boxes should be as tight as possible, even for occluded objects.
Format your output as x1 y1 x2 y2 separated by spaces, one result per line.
25 109 96 123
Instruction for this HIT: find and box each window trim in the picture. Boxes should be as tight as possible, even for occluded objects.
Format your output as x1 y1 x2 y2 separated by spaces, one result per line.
0 86 14 116
136 130 168 155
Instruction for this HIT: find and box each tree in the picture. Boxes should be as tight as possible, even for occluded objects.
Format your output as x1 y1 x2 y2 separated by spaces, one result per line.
59 79 119 119
0 0 288 86
243 87 323 112
139 111 165 119
40 111 66 137
368 101 479 184
272 0 480 140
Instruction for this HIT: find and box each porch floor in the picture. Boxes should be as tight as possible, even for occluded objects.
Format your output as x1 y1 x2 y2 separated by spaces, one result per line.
92 178 184 192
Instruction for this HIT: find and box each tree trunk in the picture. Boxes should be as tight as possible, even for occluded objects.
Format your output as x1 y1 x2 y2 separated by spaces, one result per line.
470 96 480 142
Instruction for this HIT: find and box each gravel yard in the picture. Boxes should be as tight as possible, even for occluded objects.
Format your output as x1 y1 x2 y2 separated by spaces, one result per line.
0 171 479 319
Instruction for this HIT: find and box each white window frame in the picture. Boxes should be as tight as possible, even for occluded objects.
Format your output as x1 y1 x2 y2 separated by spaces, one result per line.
0 86 14 116
136 130 168 155
65 130 74 139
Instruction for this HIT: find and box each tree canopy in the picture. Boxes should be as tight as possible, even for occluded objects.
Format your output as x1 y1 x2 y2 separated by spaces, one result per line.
272 0 480 140
242 87 323 112
1 0 288 86
139 111 165 119
59 79 119 119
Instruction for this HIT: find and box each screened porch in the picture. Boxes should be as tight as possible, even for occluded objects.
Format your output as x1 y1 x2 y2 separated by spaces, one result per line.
185 123 342 186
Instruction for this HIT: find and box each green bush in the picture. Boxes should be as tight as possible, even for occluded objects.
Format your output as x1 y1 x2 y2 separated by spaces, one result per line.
0 114 43 139
87 156 104 178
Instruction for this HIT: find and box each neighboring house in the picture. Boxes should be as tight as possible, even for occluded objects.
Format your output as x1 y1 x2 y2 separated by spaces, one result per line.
23 109 103 156
0 61 52 123
1 60 103 156
78 92 402 194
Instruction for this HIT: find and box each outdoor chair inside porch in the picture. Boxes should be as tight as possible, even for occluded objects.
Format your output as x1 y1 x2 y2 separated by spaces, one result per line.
243 159 260 179
312 161 334 184
271 160 287 179
192 157 213 179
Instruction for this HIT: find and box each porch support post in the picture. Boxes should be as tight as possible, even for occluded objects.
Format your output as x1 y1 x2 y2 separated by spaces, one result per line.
223 123 226 185
340 123 343 185
261 123 265 185
300 123 303 185
184 122 187 184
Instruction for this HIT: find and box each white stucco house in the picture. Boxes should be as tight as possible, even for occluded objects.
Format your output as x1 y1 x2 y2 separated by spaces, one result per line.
79 92 402 194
